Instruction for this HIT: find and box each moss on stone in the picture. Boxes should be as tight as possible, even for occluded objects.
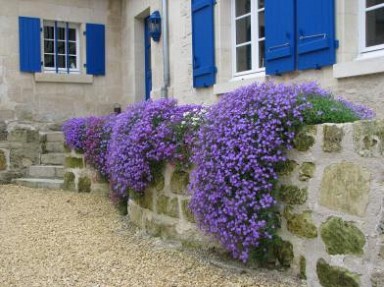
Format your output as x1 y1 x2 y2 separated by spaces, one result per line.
63 172 75 191
353 120 384 157
275 160 298 176
293 126 316 152
320 217 365 256
300 256 307 280
0 150 6 170
78 176 91 193
157 195 179 218
285 209 318 239
181 199 195 223
274 239 294 268
65 156 84 168
323 125 344 153
299 162 315 181
114 199 128 216
170 170 189 195
316 258 360 287
278 185 308 205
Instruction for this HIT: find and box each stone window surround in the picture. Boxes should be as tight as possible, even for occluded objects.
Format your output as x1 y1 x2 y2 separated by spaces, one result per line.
214 0 384 94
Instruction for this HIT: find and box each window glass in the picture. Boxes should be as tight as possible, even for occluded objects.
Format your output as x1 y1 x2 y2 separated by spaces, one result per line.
236 44 252 72
68 29 76 41
44 55 54 68
258 11 265 38
44 26 54 39
367 0 384 8
236 0 251 17
68 42 77 55
258 40 265 68
57 41 66 54
236 17 251 44
366 7 384 47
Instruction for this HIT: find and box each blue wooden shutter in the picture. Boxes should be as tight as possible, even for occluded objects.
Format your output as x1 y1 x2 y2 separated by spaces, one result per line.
19 17 41 73
296 0 337 70
191 0 216 88
265 0 295 75
86 23 105 75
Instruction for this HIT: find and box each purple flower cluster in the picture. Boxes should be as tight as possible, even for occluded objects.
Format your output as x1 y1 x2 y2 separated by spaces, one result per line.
336 97 375 120
107 99 203 198
62 117 88 151
83 114 116 179
189 82 310 262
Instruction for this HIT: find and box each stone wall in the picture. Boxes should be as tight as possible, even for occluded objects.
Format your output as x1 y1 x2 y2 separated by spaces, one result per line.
0 0 122 123
112 120 384 287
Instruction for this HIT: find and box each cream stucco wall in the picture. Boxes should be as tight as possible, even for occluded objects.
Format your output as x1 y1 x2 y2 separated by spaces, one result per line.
0 0 123 123
122 0 384 118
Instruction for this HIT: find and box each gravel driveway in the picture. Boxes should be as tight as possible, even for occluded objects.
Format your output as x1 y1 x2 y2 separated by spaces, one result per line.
0 185 305 287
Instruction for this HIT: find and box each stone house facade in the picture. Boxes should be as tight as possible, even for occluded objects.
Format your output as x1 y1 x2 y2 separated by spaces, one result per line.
0 0 383 123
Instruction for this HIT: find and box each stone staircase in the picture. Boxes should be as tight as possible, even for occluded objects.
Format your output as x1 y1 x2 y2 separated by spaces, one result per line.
13 131 65 189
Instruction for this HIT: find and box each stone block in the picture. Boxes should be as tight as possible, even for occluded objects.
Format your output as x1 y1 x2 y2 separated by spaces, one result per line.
323 125 344 153
285 209 318 239
157 195 179 218
150 169 165 192
181 199 195 223
316 258 360 287
0 150 6 170
353 120 384 157
278 185 308 205
41 153 66 165
130 189 153 211
170 170 189 195
320 217 365 256
319 162 371 217
78 176 91 193
0 121 7 141
8 128 39 143
64 156 84 168
274 239 294 268
275 160 298 176
293 126 316 152
299 162 315 181
63 172 75 191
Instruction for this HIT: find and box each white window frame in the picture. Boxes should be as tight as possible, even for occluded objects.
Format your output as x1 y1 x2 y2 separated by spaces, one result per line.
42 20 81 74
359 0 384 55
231 0 265 78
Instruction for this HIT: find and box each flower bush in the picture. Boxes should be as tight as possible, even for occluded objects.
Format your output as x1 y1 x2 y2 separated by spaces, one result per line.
189 81 374 262
83 114 116 179
106 99 204 198
62 117 88 151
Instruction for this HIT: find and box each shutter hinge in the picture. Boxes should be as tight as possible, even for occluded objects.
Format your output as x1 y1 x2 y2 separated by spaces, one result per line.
40 27 43 32
41 61 43 66
84 63 87 68
83 31 86 36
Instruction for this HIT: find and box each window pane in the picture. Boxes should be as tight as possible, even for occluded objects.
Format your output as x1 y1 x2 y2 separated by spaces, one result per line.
69 56 77 69
58 55 66 68
44 26 54 39
236 0 251 17
57 41 65 54
44 54 55 68
236 44 252 72
258 0 264 9
68 42 77 55
367 0 384 8
44 40 54 53
366 8 384 47
57 27 66 40
259 40 265 68
258 11 265 38
68 28 76 41
236 16 251 44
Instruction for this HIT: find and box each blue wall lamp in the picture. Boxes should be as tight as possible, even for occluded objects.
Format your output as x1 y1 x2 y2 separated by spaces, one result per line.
149 11 161 42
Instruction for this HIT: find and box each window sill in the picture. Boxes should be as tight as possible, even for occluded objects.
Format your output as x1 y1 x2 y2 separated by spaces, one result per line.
213 73 266 95
34 73 93 84
333 54 384 79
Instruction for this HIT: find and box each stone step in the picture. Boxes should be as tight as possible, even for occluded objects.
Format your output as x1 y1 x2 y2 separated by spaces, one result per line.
40 153 66 165
43 142 66 153
12 178 64 190
28 165 64 179
40 131 64 143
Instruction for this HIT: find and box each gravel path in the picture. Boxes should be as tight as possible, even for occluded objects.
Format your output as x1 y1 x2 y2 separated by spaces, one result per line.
0 185 305 287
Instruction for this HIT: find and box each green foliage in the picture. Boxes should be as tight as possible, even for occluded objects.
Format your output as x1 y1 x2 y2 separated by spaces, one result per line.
302 95 360 125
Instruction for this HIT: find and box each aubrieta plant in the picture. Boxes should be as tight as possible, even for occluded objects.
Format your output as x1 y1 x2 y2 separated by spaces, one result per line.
62 117 88 152
83 114 116 179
